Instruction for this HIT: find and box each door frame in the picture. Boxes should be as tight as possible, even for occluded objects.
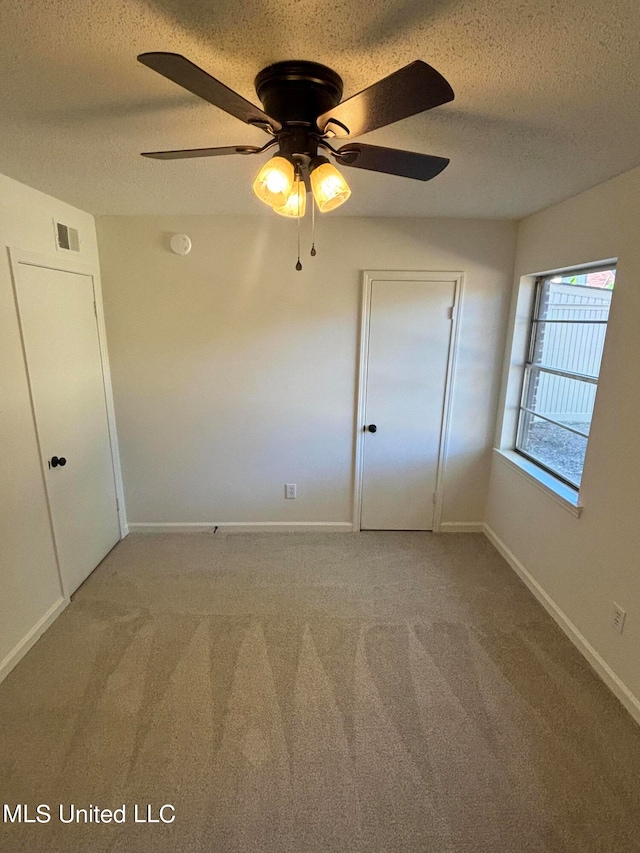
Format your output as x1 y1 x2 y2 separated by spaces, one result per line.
8 247 127 568
353 270 465 533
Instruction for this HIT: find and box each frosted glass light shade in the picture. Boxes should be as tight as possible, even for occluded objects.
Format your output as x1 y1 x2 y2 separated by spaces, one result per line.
273 180 307 218
310 161 351 212
252 156 295 207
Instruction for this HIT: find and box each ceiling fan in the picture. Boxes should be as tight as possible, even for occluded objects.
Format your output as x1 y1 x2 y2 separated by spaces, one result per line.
138 53 454 219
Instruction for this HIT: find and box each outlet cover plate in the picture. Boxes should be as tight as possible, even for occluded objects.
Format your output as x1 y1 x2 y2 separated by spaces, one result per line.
612 603 626 634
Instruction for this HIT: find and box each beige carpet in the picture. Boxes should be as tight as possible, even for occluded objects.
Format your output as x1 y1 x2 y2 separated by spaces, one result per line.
1 531 640 852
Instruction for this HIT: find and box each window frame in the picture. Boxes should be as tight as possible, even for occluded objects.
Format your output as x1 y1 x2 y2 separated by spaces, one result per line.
514 263 615 490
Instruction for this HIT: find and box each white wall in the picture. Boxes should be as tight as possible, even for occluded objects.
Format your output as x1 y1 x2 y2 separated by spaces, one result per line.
97 215 517 528
487 164 640 713
0 173 105 677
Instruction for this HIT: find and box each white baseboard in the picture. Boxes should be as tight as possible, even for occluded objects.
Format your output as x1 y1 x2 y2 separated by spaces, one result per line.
484 523 640 727
129 521 486 534
128 522 353 534
0 596 68 684
439 522 485 533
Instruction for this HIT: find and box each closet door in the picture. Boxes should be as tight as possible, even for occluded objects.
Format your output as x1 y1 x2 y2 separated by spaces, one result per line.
14 261 120 594
359 276 456 530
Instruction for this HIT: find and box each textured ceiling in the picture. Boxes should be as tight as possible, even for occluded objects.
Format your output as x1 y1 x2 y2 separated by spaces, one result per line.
2 0 640 218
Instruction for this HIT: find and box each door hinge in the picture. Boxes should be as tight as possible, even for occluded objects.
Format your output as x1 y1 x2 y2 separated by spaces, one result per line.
432 491 438 504
116 497 120 511
93 301 97 318
447 305 455 320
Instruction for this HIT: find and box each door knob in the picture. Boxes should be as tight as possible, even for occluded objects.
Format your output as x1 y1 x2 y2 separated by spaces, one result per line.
366 424 377 433
50 456 67 468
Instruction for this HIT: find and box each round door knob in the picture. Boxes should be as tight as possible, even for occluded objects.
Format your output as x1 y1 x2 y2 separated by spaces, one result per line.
50 456 67 468
367 424 377 433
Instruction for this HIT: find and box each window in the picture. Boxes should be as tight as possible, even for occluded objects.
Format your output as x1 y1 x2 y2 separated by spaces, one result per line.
515 265 615 489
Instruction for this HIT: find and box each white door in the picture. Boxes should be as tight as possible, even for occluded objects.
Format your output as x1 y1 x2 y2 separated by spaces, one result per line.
14 262 120 594
360 276 456 530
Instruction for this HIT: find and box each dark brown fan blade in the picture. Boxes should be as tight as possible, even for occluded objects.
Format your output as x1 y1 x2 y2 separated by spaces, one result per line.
334 143 449 181
317 61 453 138
141 145 261 160
138 52 280 132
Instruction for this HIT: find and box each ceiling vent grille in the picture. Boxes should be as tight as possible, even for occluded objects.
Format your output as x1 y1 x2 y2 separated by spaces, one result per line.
55 221 80 252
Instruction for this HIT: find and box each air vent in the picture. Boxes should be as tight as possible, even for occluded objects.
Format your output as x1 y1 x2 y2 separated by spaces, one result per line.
55 221 80 252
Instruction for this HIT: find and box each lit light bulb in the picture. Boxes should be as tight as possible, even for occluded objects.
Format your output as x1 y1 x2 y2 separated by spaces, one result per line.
252 156 295 207
310 158 351 212
273 179 307 218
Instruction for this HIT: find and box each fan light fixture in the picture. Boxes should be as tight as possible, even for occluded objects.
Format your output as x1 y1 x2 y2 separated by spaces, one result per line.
273 175 307 218
253 155 350 215
309 157 351 212
252 155 295 207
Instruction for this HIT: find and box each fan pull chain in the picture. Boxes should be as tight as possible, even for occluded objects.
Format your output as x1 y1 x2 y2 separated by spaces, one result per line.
295 169 302 271
310 196 317 257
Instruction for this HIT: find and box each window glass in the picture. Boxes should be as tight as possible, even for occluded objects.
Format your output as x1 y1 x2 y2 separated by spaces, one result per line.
515 265 615 488
518 412 587 488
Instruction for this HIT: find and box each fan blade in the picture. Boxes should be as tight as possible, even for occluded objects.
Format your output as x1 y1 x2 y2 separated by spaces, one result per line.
141 145 261 160
317 61 453 138
138 52 280 132
334 143 449 181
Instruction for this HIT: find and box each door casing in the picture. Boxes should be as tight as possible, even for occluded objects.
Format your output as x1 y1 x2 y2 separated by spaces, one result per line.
353 270 464 533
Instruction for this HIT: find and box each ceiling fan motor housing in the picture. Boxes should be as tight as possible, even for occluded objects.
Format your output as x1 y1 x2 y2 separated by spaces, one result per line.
255 61 344 162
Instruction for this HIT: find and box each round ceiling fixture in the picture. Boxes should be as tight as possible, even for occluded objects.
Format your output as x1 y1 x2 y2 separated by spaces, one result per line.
169 233 192 256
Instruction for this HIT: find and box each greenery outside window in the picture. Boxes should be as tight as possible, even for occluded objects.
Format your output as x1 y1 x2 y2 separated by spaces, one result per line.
515 265 616 488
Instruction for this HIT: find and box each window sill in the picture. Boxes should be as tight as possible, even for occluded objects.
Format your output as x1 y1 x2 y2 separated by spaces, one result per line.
493 449 583 518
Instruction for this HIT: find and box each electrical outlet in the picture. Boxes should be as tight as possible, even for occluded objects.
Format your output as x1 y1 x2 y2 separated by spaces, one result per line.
285 483 296 499
612 603 626 635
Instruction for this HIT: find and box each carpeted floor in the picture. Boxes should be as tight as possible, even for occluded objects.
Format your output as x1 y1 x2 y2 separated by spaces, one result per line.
1 531 640 852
